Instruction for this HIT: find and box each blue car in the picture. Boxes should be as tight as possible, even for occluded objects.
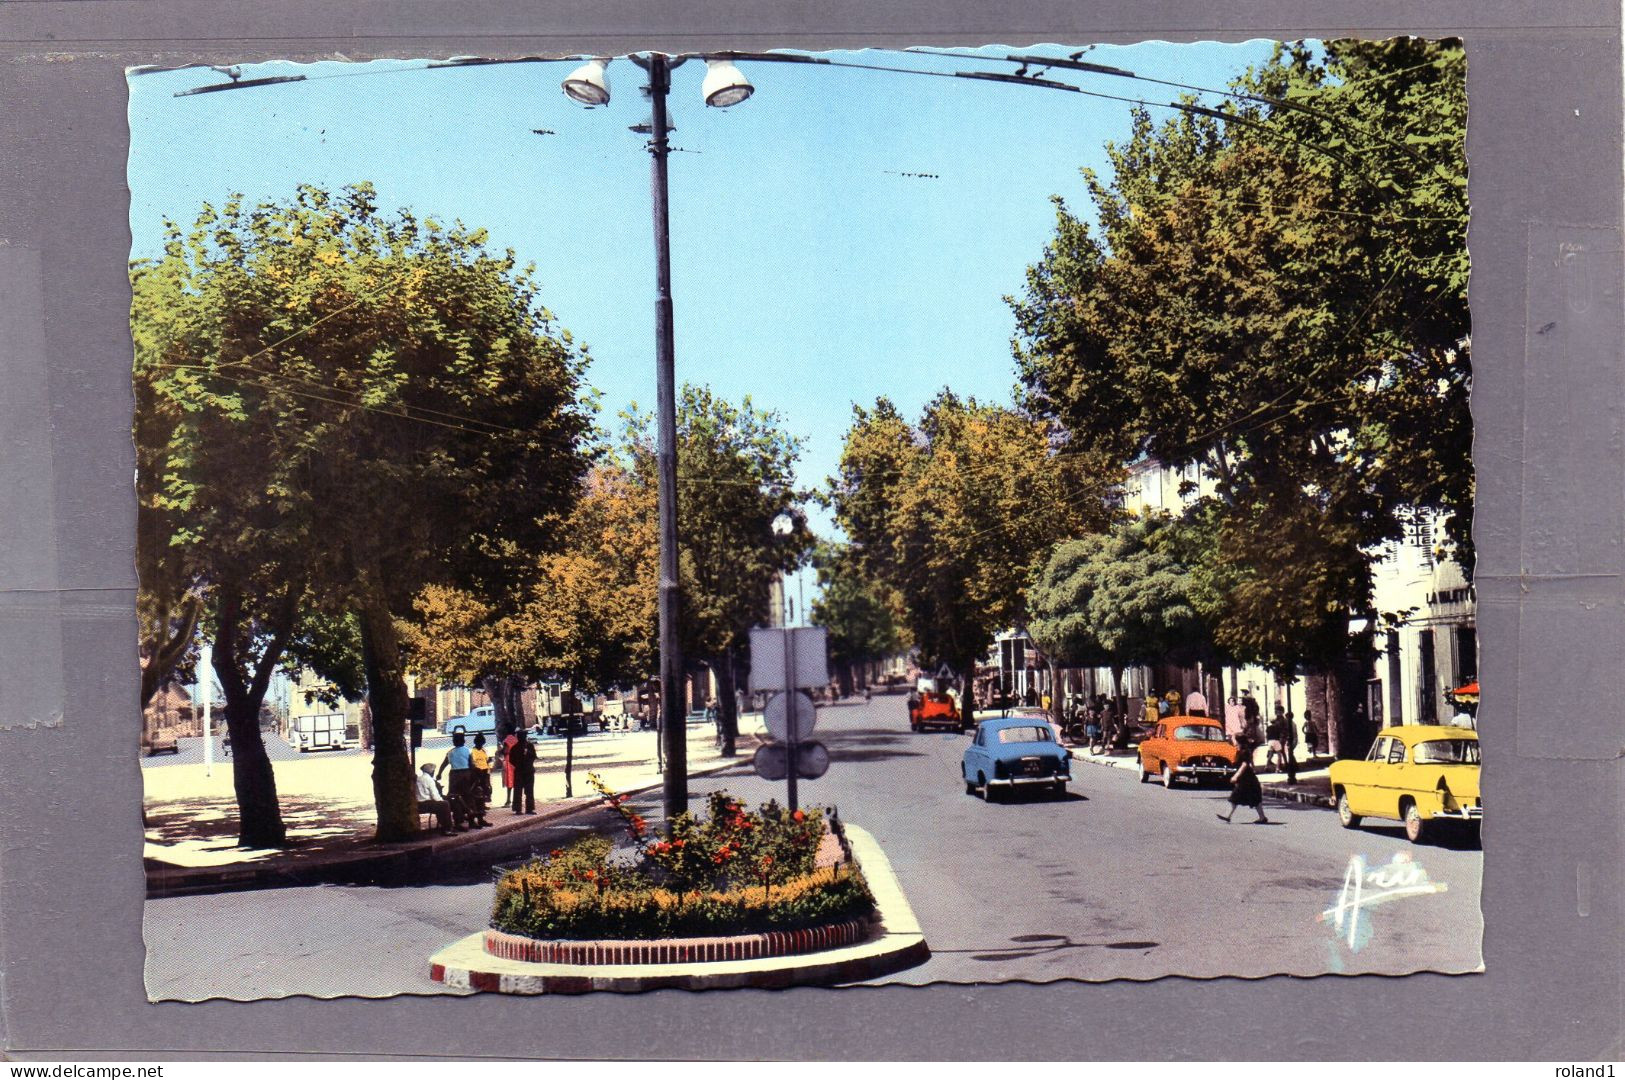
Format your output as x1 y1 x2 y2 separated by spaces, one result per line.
961 716 1072 801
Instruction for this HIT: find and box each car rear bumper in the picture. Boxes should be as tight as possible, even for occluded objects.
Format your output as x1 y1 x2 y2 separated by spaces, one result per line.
1433 806 1482 821
988 774 1070 787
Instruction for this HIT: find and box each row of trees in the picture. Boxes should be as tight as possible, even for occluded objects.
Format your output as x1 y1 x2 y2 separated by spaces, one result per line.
136 184 807 844
827 392 1121 712
829 39 1469 746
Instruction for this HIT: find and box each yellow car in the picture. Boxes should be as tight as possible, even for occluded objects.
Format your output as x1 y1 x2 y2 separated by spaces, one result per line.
1329 725 1481 843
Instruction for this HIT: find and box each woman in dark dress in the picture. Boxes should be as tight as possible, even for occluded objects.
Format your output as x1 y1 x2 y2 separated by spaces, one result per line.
1218 743 1268 823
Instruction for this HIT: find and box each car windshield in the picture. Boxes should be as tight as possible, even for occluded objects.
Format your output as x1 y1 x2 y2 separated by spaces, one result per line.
1173 725 1224 741
1412 739 1481 765
996 725 1052 744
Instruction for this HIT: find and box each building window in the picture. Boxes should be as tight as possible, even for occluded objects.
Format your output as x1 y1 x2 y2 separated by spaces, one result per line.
1456 626 1477 682
1418 629 1438 724
1386 630 1403 725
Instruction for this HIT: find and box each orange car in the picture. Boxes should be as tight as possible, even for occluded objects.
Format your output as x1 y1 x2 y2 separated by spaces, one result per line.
1137 716 1239 788
908 691 963 732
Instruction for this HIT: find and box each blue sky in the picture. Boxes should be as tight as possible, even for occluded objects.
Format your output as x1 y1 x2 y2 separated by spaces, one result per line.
127 41 1285 577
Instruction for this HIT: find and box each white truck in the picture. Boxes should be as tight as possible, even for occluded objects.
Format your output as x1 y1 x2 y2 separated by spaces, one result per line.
287 713 350 753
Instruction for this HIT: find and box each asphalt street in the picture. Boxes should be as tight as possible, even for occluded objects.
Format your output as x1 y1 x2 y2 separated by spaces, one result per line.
142 693 1482 1000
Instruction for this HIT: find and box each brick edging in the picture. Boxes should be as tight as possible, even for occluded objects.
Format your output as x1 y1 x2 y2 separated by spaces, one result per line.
482 917 872 966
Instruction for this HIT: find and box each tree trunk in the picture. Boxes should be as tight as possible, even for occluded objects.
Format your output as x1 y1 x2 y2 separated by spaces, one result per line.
482 673 527 739
356 592 418 841
1049 661 1064 726
714 649 741 757
141 593 201 710
211 586 295 848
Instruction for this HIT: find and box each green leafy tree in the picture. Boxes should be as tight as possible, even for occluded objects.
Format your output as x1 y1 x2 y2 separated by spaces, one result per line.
133 183 594 842
809 543 907 694
832 392 1119 712
1030 516 1207 709
1010 40 1468 751
625 386 810 755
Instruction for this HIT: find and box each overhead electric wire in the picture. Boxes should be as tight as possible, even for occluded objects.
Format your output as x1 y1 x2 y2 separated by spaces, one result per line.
897 46 1466 204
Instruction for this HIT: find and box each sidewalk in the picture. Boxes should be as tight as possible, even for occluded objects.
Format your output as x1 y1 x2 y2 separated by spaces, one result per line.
1066 743 1336 807
144 715 765 897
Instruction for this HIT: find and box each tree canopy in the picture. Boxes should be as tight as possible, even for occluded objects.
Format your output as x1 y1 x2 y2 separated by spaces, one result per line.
831 392 1120 705
1009 40 1469 716
1029 516 1207 691
809 542 908 690
133 182 595 841
624 385 810 751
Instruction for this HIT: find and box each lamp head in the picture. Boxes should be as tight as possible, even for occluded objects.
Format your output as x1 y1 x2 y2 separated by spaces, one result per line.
562 58 612 106
701 58 753 107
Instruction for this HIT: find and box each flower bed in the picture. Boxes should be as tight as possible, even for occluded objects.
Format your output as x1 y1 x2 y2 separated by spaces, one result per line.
489 777 876 942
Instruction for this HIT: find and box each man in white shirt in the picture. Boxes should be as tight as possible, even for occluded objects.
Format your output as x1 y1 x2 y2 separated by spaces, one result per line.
415 764 455 834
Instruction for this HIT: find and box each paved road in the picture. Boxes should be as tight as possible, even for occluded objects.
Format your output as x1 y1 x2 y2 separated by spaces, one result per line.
142 694 1481 999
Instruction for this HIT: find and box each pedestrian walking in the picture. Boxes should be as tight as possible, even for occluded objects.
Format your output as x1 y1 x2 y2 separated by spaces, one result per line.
1283 710 1300 783
500 730 518 808
414 764 456 835
1217 748 1268 823
507 728 537 814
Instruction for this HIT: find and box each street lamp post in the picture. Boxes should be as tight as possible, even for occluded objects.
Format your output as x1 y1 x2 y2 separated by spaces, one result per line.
563 53 754 825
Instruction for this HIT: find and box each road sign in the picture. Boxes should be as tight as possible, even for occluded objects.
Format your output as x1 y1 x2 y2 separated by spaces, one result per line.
794 740 830 779
752 742 789 781
748 626 830 692
764 691 817 742
751 740 829 781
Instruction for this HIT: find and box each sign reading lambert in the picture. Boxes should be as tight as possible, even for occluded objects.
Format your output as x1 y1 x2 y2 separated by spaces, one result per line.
748 626 829 692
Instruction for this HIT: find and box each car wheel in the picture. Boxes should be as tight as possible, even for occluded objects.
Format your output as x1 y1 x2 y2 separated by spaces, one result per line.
1336 790 1362 829
1403 799 1428 844
963 768 976 796
1138 757 1151 783
980 773 998 802
1052 781 1067 799
1161 762 1175 789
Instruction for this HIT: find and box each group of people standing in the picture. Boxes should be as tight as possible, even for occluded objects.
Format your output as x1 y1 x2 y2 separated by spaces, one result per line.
412 727 541 834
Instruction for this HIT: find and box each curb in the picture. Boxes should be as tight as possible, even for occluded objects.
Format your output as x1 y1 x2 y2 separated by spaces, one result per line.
427 824 929 994
145 738 761 898
1068 747 1336 808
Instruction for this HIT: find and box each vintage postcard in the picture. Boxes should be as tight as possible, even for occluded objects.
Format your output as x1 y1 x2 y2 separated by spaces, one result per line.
132 38 1478 1000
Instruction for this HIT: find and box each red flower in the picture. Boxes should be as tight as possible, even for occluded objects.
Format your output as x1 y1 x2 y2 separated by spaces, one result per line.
792 810 806 823
549 849 563 859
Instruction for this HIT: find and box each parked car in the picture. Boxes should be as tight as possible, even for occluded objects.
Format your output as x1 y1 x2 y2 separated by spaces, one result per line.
1329 725 1481 843
141 732 179 756
961 716 1072 801
908 690 963 732
444 704 498 737
1137 716 1239 788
